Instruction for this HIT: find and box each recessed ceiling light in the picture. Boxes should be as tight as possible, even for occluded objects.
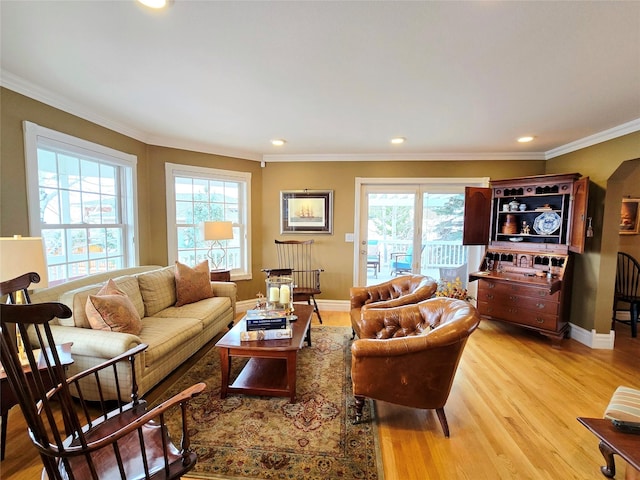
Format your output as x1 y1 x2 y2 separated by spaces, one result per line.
391 137 406 145
137 0 171 8
517 136 535 143
271 139 286 146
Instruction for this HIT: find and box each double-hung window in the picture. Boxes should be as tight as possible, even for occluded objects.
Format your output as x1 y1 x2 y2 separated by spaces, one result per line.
23 121 138 284
165 163 251 279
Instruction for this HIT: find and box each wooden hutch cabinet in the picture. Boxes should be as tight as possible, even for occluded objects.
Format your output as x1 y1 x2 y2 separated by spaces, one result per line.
464 173 589 345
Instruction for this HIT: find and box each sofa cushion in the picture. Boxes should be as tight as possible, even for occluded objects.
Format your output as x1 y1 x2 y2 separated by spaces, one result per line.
139 316 203 368
154 296 232 328
60 284 103 328
175 260 213 307
111 275 145 319
86 280 142 335
137 266 177 317
59 275 143 328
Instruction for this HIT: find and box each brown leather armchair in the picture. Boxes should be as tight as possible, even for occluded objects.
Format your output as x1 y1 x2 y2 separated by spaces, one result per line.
350 274 438 338
351 297 481 437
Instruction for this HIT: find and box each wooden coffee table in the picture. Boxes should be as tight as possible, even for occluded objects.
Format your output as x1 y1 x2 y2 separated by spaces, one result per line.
216 304 313 403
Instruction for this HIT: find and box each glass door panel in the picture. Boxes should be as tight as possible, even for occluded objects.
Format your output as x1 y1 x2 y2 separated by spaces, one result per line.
421 192 468 287
360 187 418 286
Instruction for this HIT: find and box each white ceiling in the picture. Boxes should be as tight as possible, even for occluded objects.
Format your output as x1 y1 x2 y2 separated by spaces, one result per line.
1 0 639 162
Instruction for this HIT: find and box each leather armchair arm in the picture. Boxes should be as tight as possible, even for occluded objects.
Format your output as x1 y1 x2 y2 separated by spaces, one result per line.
350 286 370 310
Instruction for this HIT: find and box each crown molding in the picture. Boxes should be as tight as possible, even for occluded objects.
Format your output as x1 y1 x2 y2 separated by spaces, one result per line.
1 70 149 144
1 71 262 161
262 152 547 162
545 118 640 159
147 135 262 161
3 71 637 163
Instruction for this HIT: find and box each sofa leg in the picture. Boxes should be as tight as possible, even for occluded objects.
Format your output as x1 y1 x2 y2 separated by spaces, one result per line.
353 396 366 424
436 408 450 438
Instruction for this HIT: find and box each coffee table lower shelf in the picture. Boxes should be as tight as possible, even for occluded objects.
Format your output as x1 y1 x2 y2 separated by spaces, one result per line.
226 357 292 397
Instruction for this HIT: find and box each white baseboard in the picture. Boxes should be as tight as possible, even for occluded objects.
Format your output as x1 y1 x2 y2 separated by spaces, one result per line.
235 298 350 314
569 323 615 349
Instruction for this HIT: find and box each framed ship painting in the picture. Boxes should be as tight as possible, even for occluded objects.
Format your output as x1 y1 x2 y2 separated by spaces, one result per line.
280 190 333 234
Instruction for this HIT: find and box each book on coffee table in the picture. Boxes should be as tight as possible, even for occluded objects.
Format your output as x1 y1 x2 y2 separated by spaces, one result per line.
245 309 289 331
240 328 293 341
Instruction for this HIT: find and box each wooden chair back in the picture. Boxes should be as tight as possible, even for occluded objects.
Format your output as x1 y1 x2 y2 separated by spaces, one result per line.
0 301 205 479
264 239 323 323
613 251 640 337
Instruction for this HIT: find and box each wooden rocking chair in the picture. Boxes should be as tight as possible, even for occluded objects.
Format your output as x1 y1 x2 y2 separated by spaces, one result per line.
0 299 205 479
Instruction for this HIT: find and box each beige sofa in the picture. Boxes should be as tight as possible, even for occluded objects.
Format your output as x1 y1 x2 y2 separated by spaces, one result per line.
30 265 236 401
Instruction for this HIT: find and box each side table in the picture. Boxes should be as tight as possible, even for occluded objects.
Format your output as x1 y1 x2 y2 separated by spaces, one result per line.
578 417 640 479
0 342 73 461
210 269 231 282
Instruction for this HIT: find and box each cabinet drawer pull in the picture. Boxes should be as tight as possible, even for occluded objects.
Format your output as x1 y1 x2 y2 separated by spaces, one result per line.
486 294 494 300
536 303 545 309
487 283 495 289
509 295 518 301
536 318 545 324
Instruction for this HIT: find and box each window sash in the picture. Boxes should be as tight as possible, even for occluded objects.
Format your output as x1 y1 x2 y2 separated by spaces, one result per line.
23 121 138 283
165 163 251 280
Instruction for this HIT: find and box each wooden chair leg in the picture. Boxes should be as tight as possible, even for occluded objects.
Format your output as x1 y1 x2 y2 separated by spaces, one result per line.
436 407 450 438
631 302 638 338
1 411 7 460
354 396 366 424
310 295 323 324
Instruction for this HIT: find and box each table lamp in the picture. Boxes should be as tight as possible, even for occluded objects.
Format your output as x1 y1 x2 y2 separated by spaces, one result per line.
203 221 233 270
0 235 49 296
0 235 49 363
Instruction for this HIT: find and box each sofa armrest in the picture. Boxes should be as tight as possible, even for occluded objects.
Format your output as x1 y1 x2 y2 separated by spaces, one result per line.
31 325 143 359
211 281 237 314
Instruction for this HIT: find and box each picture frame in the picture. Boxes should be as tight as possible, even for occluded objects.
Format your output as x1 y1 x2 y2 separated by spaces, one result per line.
280 190 333 234
619 198 640 235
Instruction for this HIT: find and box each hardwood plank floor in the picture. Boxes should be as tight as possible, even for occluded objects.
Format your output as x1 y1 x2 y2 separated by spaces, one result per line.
1 311 637 479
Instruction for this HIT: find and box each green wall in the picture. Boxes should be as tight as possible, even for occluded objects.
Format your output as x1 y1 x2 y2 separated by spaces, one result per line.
546 134 640 333
2 86 639 334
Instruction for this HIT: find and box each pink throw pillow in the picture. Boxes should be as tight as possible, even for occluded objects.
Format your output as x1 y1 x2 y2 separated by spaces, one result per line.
175 260 214 307
86 279 142 335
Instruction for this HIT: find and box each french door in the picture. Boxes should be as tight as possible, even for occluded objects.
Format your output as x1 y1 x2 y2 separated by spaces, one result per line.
354 178 488 293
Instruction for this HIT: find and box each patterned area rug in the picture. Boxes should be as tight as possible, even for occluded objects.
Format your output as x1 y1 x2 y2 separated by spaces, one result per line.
155 326 383 480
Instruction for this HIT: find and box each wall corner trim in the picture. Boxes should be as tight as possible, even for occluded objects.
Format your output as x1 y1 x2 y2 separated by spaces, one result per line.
569 323 615 349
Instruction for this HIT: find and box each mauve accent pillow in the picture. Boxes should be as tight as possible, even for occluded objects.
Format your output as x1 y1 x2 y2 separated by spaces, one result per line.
175 260 214 307
86 279 142 335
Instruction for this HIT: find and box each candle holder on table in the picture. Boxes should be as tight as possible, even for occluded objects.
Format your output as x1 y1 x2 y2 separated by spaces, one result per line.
265 275 294 315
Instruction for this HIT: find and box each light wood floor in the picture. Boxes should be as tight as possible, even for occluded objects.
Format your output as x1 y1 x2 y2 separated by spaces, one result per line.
1 312 638 480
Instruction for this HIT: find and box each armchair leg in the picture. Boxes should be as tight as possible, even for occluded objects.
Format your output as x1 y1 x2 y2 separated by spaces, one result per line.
353 396 366 424
436 408 450 438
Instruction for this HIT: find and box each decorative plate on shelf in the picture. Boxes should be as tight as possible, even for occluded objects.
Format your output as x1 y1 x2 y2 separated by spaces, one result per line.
533 212 561 235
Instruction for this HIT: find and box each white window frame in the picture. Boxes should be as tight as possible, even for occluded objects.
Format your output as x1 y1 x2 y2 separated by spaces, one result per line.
23 121 139 283
165 163 252 280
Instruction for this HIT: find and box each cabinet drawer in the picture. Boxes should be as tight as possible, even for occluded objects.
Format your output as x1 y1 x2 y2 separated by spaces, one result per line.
478 301 559 331
478 279 560 301
477 290 559 315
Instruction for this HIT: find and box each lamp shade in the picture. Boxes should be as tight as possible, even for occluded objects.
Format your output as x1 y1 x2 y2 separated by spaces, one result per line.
204 221 233 241
0 236 49 288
